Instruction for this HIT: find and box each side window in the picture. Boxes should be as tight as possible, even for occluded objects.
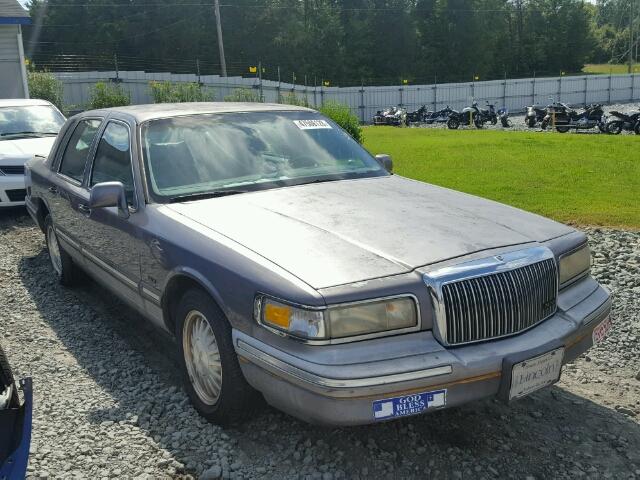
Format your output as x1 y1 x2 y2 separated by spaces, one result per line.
90 122 135 205
58 119 102 182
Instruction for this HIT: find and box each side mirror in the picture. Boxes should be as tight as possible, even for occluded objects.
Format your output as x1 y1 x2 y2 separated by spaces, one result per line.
375 154 393 173
89 181 129 219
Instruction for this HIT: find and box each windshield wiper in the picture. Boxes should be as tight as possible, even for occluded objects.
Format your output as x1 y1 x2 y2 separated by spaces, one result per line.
0 131 58 138
168 189 247 203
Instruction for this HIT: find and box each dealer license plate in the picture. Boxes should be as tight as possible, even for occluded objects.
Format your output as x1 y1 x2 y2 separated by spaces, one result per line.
372 389 447 421
592 315 613 345
509 347 564 400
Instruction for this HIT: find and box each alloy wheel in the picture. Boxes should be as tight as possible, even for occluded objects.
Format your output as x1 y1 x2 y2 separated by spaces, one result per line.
47 225 63 277
182 310 223 405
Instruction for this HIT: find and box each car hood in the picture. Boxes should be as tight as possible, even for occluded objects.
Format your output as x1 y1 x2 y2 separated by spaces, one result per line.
166 175 573 289
0 137 56 163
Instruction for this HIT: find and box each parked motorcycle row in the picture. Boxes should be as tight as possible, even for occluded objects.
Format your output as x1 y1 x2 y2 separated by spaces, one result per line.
374 100 640 134
373 102 511 129
525 102 640 134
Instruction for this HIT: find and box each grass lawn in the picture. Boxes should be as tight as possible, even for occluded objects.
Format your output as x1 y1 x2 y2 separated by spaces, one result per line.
582 63 640 74
363 127 640 228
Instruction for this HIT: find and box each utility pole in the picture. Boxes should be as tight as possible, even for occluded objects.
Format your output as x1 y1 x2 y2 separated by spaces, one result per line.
213 0 227 77
630 0 635 74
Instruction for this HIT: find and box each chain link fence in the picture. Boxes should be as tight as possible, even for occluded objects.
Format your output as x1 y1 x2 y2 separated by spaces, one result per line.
52 69 640 123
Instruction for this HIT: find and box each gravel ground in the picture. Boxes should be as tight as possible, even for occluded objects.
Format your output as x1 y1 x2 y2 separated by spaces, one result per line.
0 209 638 480
407 102 640 133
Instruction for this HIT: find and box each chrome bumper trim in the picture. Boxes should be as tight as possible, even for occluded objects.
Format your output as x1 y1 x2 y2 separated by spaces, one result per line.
583 293 612 326
236 340 452 390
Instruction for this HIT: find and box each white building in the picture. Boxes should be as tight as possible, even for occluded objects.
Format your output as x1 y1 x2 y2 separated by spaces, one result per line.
0 0 30 99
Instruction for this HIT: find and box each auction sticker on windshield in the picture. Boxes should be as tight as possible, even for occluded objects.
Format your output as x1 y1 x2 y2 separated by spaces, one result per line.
509 347 564 400
372 389 446 420
293 119 332 129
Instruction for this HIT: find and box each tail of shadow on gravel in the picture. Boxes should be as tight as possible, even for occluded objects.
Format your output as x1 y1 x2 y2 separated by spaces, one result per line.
17 249 640 479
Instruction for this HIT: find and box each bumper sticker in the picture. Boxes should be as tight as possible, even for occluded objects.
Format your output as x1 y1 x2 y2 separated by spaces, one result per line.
372 389 447 420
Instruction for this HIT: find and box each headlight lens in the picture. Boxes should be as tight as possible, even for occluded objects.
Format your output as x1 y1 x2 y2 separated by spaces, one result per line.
559 244 591 286
257 296 418 341
327 298 417 339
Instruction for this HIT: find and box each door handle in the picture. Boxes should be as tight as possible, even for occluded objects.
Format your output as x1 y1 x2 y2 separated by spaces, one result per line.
149 239 165 263
150 239 163 254
78 204 91 216
48 186 58 194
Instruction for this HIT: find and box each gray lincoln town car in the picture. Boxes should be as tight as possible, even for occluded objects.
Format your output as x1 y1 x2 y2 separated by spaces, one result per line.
24 103 612 425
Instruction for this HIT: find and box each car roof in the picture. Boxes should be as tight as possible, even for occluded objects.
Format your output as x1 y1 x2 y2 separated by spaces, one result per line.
90 102 316 123
0 98 55 108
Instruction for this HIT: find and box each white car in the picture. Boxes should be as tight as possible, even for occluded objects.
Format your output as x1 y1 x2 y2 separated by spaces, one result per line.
0 99 66 208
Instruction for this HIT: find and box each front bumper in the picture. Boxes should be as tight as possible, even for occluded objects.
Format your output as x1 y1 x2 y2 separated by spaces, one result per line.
234 277 611 425
0 176 26 208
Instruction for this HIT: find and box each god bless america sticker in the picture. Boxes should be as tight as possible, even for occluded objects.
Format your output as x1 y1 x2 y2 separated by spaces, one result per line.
372 389 447 420
293 119 332 129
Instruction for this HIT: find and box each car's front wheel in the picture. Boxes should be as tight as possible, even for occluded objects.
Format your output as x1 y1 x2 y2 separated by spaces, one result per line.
44 215 77 286
175 288 259 425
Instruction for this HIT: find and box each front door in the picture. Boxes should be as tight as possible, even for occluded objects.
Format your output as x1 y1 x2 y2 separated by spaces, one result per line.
78 120 143 310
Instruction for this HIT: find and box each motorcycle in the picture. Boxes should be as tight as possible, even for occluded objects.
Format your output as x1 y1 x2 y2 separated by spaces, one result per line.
605 109 640 134
424 105 455 124
373 106 407 126
524 104 547 128
541 103 606 133
405 105 428 124
476 102 499 125
498 107 511 128
447 102 482 129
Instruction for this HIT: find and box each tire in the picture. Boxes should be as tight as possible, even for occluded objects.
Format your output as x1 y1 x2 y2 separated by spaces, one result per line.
635 122 640 134
555 126 570 133
598 123 607 133
474 116 483 129
175 288 259 425
540 119 549 130
44 215 77 286
0 345 19 409
526 117 536 128
607 121 623 135
490 117 498 125
447 118 460 129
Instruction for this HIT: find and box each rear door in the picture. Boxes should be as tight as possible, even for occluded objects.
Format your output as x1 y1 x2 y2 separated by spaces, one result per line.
46 117 103 259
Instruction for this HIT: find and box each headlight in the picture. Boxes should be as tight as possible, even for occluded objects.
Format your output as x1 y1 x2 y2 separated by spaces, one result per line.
327 298 417 338
258 298 327 339
256 296 418 341
559 244 591 286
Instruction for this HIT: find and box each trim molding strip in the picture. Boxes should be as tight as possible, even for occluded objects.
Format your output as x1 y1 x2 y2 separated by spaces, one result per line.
83 249 138 290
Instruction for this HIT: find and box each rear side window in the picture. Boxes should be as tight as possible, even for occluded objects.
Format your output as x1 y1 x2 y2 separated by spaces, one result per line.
90 122 135 205
58 119 102 182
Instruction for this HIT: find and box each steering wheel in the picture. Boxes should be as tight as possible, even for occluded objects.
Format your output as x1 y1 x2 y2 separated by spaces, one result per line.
288 155 319 169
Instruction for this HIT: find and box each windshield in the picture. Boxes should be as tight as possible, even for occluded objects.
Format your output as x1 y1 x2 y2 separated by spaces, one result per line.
0 105 66 138
141 111 387 202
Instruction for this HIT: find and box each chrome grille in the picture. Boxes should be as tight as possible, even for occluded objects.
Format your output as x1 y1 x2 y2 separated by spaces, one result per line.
0 166 24 175
441 258 557 345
